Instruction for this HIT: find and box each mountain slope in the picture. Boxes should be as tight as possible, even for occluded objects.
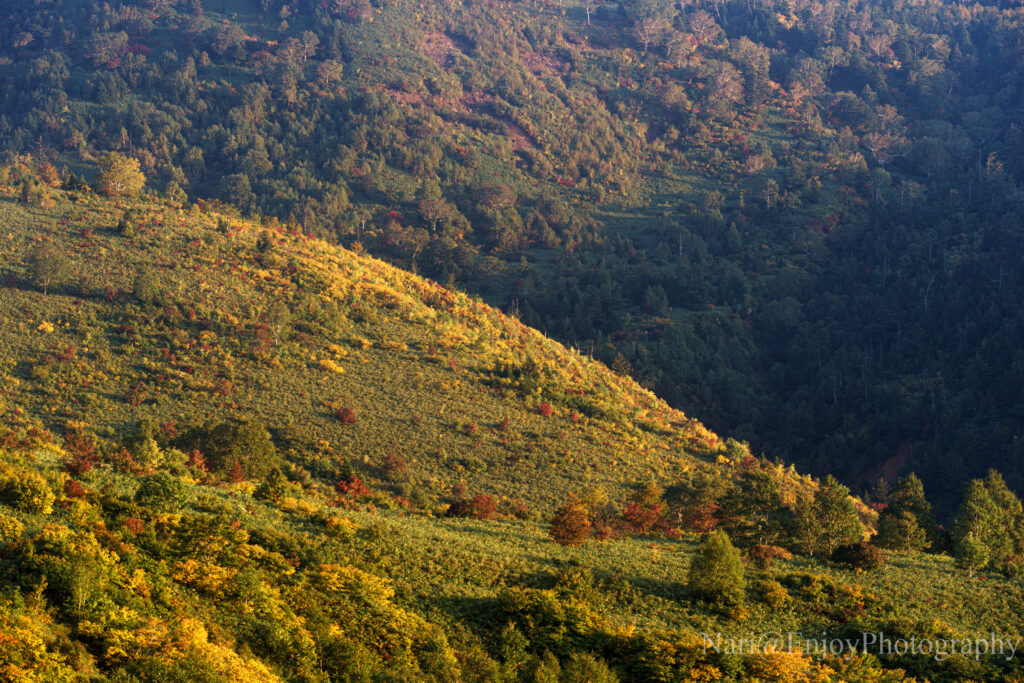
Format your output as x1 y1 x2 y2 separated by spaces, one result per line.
3 184 1024 682
0 181 720 510
5 0 1024 509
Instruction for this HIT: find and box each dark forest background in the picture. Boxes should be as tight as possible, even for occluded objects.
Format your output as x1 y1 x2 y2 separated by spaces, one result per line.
3 0 1024 513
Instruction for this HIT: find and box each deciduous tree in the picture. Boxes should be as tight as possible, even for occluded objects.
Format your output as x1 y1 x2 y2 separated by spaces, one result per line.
813 476 865 555
550 495 592 546
27 242 69 295
93 152 145 196
688 530 745 605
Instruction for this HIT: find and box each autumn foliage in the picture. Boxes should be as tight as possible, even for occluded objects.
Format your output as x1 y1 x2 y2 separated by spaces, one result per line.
336 475 371 500
92 152 145 196
63 428 100 476
549 495 592 547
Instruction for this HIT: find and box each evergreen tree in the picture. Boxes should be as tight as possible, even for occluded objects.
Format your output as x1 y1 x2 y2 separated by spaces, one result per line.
562 652 618 683
876 473 935 551
982 469 1024 556
127 418 162 467
255 466 290 503
785 490 820 556
952 480 1009 573
134 472 192 512
27 242 69 294
133 268 161 305
688 530 745 606
955 532 990 578
721 469 787 548
877 511 929 552
117 210 136 238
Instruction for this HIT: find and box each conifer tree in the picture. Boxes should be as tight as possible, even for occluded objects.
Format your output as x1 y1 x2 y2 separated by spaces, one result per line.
982 469 1023 557
255 467 290 503
876 473 935 551
117 210 135 237
955 532 990 578
878 511 929 552
721 469 787 548
953 479 1008 573
786 490 819 555
27 242 69 295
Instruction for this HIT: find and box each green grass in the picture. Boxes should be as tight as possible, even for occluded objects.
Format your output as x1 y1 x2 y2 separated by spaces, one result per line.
341 508 1024 642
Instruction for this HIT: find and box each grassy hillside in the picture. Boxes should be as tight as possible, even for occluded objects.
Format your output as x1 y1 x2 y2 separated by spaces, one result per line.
2 178 1024 682
0 179 721 512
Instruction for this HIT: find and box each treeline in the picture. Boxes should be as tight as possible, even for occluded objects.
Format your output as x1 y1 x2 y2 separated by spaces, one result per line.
552 456 1024 579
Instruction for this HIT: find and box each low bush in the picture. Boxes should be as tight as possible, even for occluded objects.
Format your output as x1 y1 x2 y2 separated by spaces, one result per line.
0 512 24 545
752 578 791 608
831 542 885 570
134 472 192 512
749 544 793 570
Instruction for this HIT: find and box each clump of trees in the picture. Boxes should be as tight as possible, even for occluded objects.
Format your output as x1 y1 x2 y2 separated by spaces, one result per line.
175 420 280 478
5 0 1024 512
952 470 1024 576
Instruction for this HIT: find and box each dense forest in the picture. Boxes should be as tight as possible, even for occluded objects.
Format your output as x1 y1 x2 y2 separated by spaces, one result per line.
1 0 1023 512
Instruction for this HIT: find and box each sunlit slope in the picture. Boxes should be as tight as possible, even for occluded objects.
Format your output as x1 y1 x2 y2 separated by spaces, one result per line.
0 188 721 507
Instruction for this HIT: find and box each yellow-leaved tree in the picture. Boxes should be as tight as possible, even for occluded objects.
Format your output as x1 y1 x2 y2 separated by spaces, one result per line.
93 152 145 196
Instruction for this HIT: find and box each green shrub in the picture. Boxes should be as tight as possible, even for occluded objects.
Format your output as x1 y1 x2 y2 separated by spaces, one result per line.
752 578 790 609
831 542 885 570
498 586 607 657
134 472 192 512
562 652 619 683
255 467 290 503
